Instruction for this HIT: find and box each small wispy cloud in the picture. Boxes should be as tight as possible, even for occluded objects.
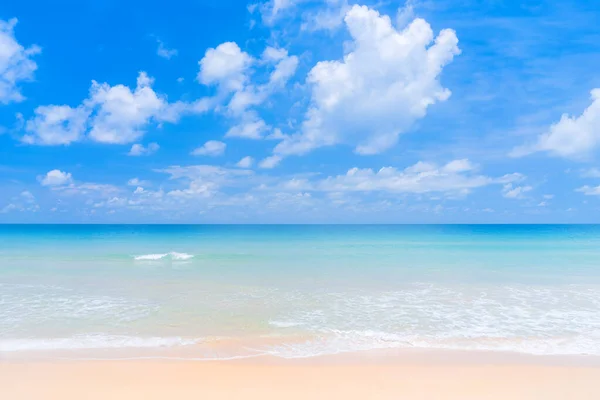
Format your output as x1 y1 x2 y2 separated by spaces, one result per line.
156 38 178 59
191 140 226 156
128 143 159 156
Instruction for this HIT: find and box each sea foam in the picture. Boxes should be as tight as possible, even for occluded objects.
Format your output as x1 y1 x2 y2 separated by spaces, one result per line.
0 335 200 352
134 252 194 261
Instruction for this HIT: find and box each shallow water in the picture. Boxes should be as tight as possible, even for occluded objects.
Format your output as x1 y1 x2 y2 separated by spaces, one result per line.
1 225 599 359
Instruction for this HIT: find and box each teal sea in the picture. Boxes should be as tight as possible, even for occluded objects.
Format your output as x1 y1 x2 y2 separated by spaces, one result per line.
1 225 599 359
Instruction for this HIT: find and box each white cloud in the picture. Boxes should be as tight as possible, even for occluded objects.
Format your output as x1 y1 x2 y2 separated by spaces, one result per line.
38 172 129 210
254 159 521 198
265 191 313 210
198 42 253 92
156 39 177 59
0 203 17 213
512 89 600 158
270 0 298 16
236 156 254 168
258 0 302 25
266 128 287 140
23 105 89 145
396 0 416 29
496 173 527 184
257 0 348 30
1 190 39 213
191 140 227 156
23 72 188 145
225 47 298 116
222 47 298 140
580 168 600 178
311 159 505 195
261 46 288 62
128 142 159 156
259 155 282 169
166 181 219 199
51 182 120 197
92 196 130 209
156 165 253 199
127 178 150 186
301 0 349 32
30 158 528 220
159 165 252 181
542 194 554 199
576 185 600 196
274 5 460 157
197 43 297 140
226 118 268 139
502 184 532 199
20 190 35 203
443 159 475 173
39 169 73 186
0 18 41 104
264 47 299 89
87 72 172 144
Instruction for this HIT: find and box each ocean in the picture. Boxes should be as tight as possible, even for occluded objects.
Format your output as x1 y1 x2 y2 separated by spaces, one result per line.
1 224 599 359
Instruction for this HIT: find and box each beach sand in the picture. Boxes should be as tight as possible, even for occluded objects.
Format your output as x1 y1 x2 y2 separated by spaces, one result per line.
2 351 599 399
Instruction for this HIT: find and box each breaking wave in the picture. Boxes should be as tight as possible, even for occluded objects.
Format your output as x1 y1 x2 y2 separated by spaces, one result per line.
134 252 194 261
0 335 200 352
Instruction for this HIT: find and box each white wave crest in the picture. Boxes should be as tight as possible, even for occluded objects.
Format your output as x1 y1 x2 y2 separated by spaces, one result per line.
170 252 194 260
262 329 600 359
0 335 200 352
134 252 194 261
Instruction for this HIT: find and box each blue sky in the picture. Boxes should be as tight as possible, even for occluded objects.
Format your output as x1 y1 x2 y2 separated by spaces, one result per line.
1 0 600 223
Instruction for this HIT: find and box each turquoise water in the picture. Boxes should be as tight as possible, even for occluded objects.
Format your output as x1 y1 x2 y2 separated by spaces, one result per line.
1 225 600 358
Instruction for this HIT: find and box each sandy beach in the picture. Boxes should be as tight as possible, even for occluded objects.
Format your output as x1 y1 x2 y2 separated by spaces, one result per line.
2 351 599 399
